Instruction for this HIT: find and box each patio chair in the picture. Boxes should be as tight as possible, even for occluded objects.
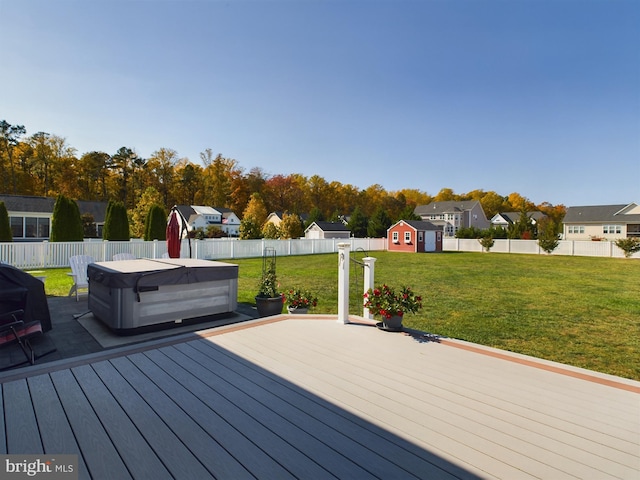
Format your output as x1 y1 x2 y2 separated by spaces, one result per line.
0 309 56 371
113 253 136 261
68 255 94 301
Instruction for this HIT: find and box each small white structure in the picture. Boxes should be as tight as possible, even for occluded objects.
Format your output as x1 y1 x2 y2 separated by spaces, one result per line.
305 221 351 239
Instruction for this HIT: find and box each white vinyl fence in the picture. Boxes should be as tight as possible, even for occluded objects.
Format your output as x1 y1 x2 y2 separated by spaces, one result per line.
443 238 640 259
0 237 387 269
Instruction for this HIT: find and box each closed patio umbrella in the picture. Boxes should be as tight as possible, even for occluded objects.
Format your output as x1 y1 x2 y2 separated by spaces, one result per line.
166 208 181 258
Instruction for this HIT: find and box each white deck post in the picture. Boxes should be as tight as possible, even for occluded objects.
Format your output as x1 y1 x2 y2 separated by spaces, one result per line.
362 256 376 319
337 242 350 324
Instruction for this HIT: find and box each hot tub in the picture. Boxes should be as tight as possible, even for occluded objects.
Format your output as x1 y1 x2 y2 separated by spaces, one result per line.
88 258 238 334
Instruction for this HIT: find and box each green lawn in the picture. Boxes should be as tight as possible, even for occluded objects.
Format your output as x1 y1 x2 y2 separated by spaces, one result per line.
40 252 640 380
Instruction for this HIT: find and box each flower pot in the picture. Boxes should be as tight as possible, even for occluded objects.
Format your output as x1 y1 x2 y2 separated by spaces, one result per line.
383 315 403 330
255 296 283 317
287 306 308 315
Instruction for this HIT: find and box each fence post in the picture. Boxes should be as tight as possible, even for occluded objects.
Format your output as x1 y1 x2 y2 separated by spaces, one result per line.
363 256 376 319
337 242 350 324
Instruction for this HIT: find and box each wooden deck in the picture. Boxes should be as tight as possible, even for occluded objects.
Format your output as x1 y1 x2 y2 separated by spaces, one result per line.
0 316 638 479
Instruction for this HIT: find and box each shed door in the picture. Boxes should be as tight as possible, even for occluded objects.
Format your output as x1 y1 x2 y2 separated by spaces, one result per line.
424 232 436 252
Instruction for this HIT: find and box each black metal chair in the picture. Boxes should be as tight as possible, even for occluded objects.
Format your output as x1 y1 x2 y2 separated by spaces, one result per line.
0 309 56 371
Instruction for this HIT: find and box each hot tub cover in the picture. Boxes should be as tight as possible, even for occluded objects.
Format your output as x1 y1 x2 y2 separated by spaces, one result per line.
88 258 238 296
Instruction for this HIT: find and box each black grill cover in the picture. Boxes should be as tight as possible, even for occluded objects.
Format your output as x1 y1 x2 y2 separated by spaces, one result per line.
0 264 52 332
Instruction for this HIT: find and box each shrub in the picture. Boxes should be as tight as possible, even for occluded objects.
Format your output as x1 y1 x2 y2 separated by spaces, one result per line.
0 202 11 242
103 200 130 241
50 195 83 242
144 204 167 241
615 238 640 258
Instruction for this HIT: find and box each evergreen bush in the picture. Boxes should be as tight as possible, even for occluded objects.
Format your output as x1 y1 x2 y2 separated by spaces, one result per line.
50 195 83 241
144 204 167 241
0 202 12 242
103 200 130 241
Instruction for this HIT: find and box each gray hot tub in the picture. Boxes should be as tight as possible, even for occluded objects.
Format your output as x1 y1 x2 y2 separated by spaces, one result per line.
88 258 238 334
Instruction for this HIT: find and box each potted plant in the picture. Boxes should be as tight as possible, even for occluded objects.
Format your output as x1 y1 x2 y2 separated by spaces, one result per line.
363 284 423 331
255 254 284 317
285 288 318 314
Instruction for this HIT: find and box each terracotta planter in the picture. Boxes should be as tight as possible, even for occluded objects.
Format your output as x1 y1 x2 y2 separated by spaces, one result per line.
287 306 308 314
255 296 283 317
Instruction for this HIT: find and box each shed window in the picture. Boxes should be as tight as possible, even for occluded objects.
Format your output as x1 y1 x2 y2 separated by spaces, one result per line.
392 231 399 243
404 232 411 243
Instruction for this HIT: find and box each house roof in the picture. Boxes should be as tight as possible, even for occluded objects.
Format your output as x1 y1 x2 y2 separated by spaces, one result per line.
390 220 442 231
306 221 350 232
492 211 546 224
191 205 220 216
0 194 107 222
414 200 481 215
0 194 55 213
563 203 640 223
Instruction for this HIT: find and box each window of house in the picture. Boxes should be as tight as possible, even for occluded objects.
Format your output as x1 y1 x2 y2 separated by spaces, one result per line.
10 217 23 238
568 225 585 234
8 216 50 238
404 231 411 243
603 225 622 234
392 231 399 243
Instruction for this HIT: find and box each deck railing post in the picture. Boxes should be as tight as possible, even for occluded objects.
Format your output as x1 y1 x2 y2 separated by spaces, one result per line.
362 256 376 319
337 242 350 324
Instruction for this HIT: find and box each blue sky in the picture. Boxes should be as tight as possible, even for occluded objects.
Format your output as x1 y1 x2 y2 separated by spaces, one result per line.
2 0 638 207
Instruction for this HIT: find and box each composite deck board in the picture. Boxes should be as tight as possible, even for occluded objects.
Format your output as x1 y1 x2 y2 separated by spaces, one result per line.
0 316 638 479
49 369 133 479
160 344 379 480
0 385 5 454
26 374 91 480
125 351 296 480
70 364 172 479
142 348 337 480
266 325 638 471
211 320 640 479
186 339 468 480
172 341 439 480
216 327 557 478
90 360 214 480
3 379 44 454
108 355 256 480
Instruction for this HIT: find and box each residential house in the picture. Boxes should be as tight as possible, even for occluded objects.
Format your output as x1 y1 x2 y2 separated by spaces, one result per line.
0 194 107 241
387 220 443 253
304 221 351 239
491 211 547 229
563 203 640 240
265 212 309 229
264 212 285 227
414 200 490 237
175 205 241 237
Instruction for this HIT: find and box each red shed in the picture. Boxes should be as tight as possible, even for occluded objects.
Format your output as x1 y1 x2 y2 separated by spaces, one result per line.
387 220 443 253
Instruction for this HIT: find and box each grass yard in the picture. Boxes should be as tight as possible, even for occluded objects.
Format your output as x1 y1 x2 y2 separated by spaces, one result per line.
40 252 640 380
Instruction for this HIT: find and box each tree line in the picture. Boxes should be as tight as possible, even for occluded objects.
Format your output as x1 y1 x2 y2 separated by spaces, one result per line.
0 119 566 237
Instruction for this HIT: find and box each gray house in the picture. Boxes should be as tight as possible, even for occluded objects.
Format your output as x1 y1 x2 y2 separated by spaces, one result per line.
563 203 640 240
414 200 490 237
0 194 107 241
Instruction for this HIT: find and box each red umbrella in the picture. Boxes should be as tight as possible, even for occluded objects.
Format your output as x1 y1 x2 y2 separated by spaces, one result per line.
166 209 181 258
